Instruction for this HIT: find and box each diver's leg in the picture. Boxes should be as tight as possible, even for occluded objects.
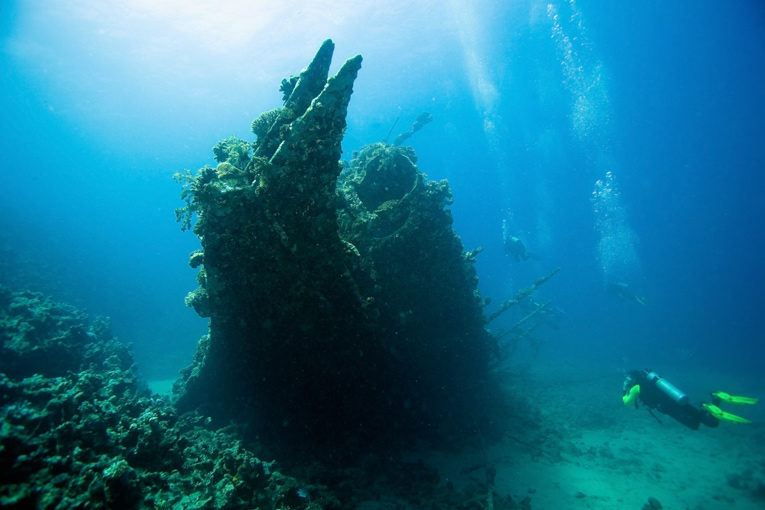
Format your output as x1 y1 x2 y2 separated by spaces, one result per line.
670 404 704 430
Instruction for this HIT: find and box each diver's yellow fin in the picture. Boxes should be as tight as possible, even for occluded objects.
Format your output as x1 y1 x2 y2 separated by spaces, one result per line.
713 391 759 405
703 403 752 424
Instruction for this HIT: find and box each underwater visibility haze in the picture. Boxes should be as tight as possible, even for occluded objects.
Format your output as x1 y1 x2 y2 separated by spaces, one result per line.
1 1 764 508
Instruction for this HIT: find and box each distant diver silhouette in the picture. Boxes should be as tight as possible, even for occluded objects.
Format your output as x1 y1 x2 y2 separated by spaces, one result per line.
606 281 645 306
504 236 541 263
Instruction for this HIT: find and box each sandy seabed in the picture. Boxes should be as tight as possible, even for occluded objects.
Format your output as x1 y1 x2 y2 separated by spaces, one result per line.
419 361 765 510
143 360 764 510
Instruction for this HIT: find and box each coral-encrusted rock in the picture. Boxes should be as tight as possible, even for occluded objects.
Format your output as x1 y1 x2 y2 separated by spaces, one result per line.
337 143 491 427
0 287 128 380
174 41 387 449
174 40 495 453
0 287 327 509
253 38 337 160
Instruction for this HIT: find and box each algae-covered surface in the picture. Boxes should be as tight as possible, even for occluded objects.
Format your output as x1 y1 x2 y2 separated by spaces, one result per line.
0 283 519 508
172 40 496 454
0 285 325 509
0 284 493 509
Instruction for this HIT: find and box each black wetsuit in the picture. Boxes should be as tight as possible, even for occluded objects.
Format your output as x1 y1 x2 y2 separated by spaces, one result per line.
625 370 719 430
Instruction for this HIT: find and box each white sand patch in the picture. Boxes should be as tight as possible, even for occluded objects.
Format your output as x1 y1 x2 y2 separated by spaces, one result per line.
147 378 177 397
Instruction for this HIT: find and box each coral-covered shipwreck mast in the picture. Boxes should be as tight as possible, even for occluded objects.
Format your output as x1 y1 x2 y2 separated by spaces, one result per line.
174 40 494 450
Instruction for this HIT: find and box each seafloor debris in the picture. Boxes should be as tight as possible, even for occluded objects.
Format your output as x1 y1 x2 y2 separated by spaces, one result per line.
173 39 496 452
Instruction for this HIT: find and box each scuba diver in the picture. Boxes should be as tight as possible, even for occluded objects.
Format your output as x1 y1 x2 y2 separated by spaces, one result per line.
505 235 531 262
503 233 542 262
502 218 540 263
606 281 646 306
622 369 758 430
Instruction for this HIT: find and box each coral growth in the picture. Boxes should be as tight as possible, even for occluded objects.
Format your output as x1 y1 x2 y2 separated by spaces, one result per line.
0 286 336 509
0 286 524 509
173 39 496 454
211 135 251 170
251 107 281 139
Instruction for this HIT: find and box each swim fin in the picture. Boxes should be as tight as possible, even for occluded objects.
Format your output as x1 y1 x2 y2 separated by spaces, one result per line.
702 403 752 424
712 391 759 405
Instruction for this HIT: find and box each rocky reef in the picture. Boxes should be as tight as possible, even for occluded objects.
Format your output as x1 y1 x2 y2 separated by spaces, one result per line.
173 39 497 453
1 285 528 508
0 285 329 509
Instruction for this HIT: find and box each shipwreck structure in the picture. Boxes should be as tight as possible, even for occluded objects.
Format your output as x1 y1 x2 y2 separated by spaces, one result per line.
174 40 495 451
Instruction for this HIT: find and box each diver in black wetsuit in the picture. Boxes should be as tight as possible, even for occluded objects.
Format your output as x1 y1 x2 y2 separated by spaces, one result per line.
606 281 646 306
504 235 542 263
622 369 758 429
505 235 530 262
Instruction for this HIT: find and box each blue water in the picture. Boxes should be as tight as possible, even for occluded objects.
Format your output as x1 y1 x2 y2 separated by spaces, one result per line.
1 0 763 380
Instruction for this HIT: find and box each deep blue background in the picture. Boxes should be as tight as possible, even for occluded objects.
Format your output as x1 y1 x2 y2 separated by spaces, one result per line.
1 0 762 379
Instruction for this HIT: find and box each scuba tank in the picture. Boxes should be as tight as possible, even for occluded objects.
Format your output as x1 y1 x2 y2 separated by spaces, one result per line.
646 371 689 405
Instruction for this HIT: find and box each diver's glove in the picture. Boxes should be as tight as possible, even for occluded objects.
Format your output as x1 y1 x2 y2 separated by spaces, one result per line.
623 385 640 406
